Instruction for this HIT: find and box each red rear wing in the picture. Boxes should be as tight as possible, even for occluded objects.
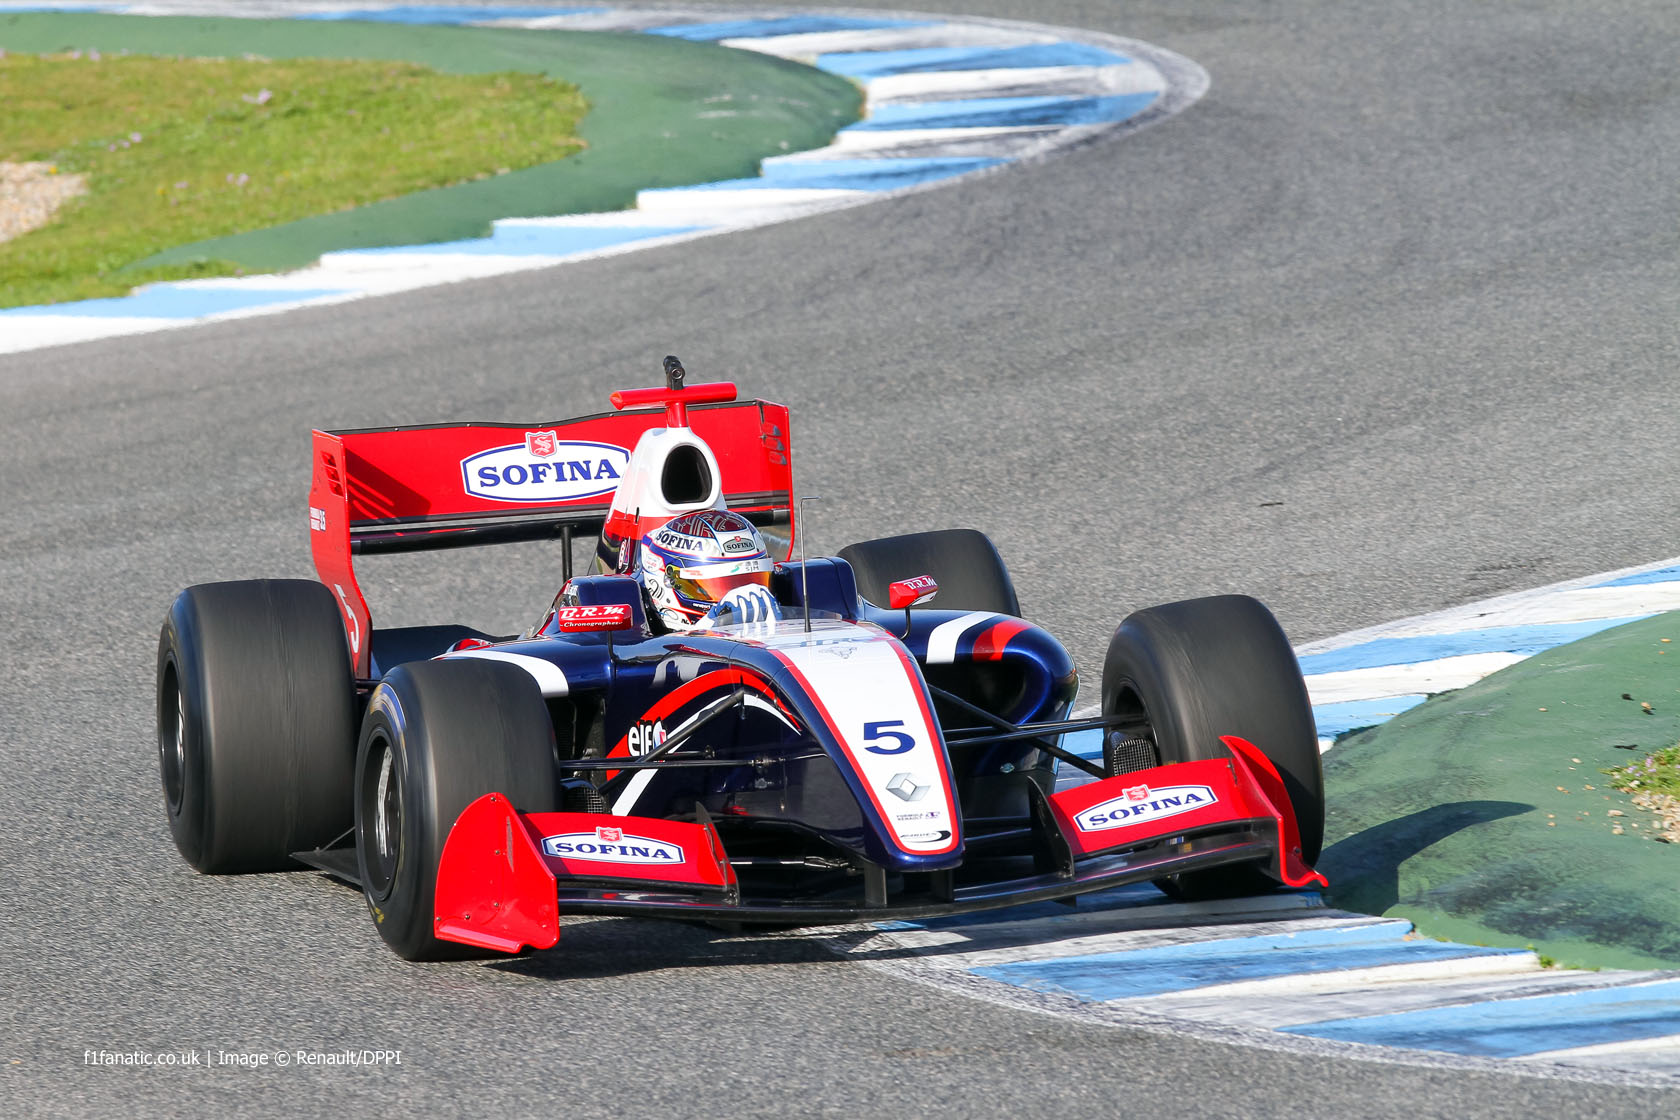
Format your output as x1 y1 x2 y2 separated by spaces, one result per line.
309 398 791 674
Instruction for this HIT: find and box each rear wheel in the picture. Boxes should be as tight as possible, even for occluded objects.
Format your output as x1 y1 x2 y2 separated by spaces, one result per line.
354 658 560 961
838 528 1020 615
1100 594 1322 899
156 580 356 874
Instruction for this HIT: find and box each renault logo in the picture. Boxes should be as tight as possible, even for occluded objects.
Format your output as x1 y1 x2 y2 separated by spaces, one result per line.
887 773 929 802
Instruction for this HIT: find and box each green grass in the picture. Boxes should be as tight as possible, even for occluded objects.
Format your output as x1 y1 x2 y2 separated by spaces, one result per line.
1604 743 1680 797
0 50 586 307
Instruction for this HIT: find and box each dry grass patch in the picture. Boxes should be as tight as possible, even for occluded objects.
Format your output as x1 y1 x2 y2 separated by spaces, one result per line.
0 161 88 242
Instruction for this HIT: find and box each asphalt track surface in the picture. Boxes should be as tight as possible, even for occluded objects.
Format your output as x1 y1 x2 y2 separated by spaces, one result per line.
3 1 1679 1116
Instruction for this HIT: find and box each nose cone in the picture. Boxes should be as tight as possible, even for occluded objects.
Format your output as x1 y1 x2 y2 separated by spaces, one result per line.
752 619 965 869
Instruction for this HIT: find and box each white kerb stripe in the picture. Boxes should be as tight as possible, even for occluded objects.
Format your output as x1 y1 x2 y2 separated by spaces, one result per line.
926 612 996 665
441 650 569 697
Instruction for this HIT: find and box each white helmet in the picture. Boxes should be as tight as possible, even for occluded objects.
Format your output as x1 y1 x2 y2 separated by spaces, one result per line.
636 510 781 631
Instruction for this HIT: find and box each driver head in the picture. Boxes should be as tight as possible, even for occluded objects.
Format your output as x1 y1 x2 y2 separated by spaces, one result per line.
637 510 778 631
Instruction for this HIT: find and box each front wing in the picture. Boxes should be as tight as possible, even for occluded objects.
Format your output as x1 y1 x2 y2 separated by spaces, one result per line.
432 736 1326 954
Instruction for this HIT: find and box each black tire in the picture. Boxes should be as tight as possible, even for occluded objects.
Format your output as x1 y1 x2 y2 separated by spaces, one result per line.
354 659 560 961
838 528 1020 616
156 579 356 874
1100 594 1323 899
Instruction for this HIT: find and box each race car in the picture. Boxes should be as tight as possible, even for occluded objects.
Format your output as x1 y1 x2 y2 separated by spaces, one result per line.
155 358 1327 961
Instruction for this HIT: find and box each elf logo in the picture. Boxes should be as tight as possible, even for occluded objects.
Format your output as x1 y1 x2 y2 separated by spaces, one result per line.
462 438 630 504
626 720 666 757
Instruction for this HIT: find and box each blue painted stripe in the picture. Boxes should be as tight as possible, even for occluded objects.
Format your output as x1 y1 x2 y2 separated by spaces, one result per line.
1296 616 1647 676
664 157 1003 193
818 42 1132 80
761 156 1004 185
340 223 701 257
0 285 348 319
1311 695 1428 739
1595 565 1680 588
643 17 929 41
845 92 1157 132
973 922 1526 1001
297 6 597 24
1282 980 1680 1058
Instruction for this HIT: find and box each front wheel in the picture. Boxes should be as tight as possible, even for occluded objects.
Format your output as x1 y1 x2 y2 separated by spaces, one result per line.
355 658 560 961
1101 594 1323 899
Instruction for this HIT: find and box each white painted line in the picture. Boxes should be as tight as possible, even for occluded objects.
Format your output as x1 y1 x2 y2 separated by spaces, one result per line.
718 25 1061 60
634 185 872 211
829 123 1063 148
0 316 182 354
1134 966 1680 1031
866 63 1164 105
764 130 1064 162
486 12 710 32
496 211 728 229
864 915 1397 971
1303 651 1527 705
1129 952 1544 1007
1516 1031 1680 1064
1296 555 1680 654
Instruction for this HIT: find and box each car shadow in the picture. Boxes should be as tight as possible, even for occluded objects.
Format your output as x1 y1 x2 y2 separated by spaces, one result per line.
488 918 842 981
1317 799 1533 916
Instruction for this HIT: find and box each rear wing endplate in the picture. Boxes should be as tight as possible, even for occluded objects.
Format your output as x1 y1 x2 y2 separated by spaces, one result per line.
309 398 791 674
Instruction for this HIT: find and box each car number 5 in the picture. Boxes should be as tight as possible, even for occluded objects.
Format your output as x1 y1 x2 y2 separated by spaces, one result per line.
863 719 916 754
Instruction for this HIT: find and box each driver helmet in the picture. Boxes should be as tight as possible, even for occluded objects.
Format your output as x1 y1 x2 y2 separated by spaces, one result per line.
637 509 781 631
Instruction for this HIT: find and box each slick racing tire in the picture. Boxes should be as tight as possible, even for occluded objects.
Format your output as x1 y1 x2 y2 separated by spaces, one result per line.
354 659 559 961
1100 594 1323 900
838 528 1021 616
156 579 356 874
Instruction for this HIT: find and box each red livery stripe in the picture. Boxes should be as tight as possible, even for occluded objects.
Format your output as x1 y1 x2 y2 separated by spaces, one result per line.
971 619 1031 661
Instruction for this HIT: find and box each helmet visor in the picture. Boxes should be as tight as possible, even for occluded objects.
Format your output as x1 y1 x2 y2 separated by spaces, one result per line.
668 561 772 607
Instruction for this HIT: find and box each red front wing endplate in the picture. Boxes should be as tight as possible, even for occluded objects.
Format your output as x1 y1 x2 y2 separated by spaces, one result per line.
433 795 737 954
1043 736 1326 890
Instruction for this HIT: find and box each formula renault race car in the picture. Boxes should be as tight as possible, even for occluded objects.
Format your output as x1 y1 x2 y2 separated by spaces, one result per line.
156 359 1327 961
